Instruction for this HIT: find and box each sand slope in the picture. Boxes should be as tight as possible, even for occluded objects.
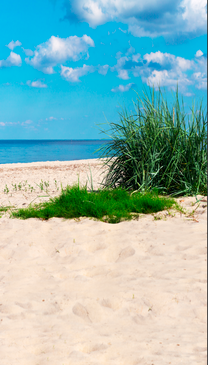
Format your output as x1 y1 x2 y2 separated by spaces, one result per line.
0 160 207 364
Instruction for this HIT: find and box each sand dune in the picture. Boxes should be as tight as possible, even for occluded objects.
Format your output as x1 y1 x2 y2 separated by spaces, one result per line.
0 159 207 364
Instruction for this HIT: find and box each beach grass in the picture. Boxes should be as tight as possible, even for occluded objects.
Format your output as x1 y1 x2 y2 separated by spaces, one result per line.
96 85 207 197
2 85 206 223
11 184 179 224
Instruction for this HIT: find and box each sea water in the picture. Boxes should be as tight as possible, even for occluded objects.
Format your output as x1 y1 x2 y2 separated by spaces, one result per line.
0 140 110 164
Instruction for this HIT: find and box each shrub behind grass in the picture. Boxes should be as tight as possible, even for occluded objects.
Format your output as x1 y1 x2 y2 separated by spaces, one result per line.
97 85 207 196
11 184 177 224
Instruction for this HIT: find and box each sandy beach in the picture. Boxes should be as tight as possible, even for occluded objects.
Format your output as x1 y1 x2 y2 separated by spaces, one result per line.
0 159 207 365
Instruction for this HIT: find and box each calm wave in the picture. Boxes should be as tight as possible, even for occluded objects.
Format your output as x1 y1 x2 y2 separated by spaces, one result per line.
0 140 110 164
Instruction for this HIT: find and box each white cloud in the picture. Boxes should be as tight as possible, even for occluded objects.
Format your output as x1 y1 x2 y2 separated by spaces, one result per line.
63 0 207 40
192 72 207 90
31 80 47 88
195 50 203 58
144 69 193 92
26 80 47 88
143 51 193 71
26 35 95 74
22 48 34 56
49 116 57 120
60 64 95 82
181 0 207 34
132 53 141 62
0 52 22 68
6 40 22 50
117 69 129 80
194 52 207 73
98 64 109 75
111 49 207 93
111 55 129 79
0 122 5 126
111 83 135 92
128 24 160 39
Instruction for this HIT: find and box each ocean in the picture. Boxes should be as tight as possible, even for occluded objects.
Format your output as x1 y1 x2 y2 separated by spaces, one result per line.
0 140 110 164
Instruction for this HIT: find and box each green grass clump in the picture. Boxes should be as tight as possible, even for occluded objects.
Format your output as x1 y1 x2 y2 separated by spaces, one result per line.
11 184 177 224
97 85 207 196
0 206 13 212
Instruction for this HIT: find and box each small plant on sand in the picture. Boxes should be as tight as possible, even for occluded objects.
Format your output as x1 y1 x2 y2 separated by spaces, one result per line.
0 205 14 217
40 181 50 193
153 215 163 221
96 85 207 197
18 182 22 190
39 180 44 191
4 185 9 194
28 184 35 193
54 179 59 191
0 206 12 212
12 183 17 191
44 181 49 189
86 165 94 192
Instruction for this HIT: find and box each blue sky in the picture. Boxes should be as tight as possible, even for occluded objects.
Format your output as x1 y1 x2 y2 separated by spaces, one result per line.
0 0 207 139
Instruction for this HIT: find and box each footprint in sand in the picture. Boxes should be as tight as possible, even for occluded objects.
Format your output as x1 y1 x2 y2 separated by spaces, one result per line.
81 343 108 354
72 303 92 323
116 246 135 263
14 302 32 310
101 298 120 311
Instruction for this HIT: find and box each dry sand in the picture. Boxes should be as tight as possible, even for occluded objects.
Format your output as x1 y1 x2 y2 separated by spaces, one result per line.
0 159 207 365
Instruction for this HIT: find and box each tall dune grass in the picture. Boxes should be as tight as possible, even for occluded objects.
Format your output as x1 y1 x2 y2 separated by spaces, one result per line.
97 85 207 196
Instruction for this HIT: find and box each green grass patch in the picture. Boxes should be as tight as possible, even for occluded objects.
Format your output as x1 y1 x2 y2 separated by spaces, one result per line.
0 206 14 212
11 184 178 224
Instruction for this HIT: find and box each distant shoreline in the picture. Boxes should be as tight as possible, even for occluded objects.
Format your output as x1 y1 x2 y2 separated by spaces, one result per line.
0 158 106 168
0 139 112 141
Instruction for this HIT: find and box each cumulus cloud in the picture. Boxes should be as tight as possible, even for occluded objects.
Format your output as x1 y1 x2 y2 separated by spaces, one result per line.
192 72 207 89
0 52 22 68
111 83 135 92
6 40 22 50
192 51 207 89
195 50 204 58
0 122 6 126
181 0 207 34
26 80 47 88
26 35 95 74
60 64 95 82
143 51 193 72
31 80 47 88
111 55 129 79
111 48 207 93
63 0 207 40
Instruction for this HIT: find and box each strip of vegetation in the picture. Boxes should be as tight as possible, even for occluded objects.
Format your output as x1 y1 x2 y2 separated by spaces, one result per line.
0 206 13 212
96 85 207 197
0 206 15 218
11 184 178 224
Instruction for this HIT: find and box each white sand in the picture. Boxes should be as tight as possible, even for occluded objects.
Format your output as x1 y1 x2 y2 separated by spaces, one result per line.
0 159 207 365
